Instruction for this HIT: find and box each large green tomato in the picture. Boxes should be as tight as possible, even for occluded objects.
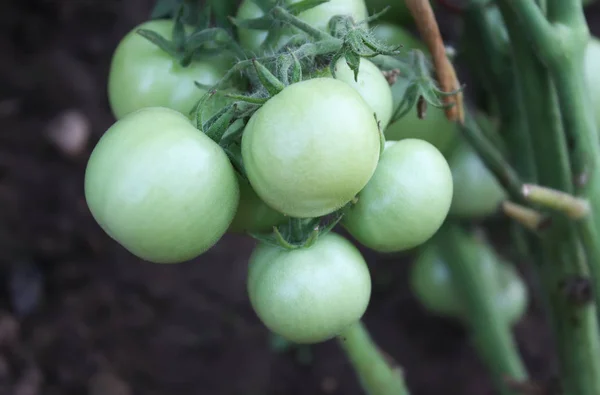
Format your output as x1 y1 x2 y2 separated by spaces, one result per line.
331 58 394 129
229 175 287 234
584 37 600 130
242 78 381 218
372 23 460 156
410 238 528 325
247 232 372 344
448 140 506 218
108 20 227 120
84 107 239 263
343 139 453 252
236 0 368 53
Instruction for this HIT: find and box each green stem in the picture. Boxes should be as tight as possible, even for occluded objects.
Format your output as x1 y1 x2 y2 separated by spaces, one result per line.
462 4 537 183
497 1 600 393
337 321 410 395
272 6 337 42
437 223 527 395
460 113 524 203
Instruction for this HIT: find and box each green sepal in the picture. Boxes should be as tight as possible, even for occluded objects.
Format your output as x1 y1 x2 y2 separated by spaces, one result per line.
253 60 285 96
287 0 330 15
229 16 274 30
172 4 187 50
150 0 182 19
224 93 269 105
344 50 361 82
193 90 216 130
290 52 303 84
219 119 246 147
223 143 247 179
205 104 237 143
136 29 180 59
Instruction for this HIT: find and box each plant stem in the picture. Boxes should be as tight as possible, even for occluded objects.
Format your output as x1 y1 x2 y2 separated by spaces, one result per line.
497 1 600 393
437 223 527 395
460 113 524 203
337 321 410 395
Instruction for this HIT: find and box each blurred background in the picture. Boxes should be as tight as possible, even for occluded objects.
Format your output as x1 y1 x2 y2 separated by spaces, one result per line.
1 1 600 394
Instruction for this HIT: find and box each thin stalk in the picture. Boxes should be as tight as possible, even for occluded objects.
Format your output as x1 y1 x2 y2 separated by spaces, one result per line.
437 223 527 395
337 321 410 395
460 114 524 203
462 4 537 183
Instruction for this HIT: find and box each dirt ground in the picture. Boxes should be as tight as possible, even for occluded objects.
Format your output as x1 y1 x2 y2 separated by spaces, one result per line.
0 1 599 394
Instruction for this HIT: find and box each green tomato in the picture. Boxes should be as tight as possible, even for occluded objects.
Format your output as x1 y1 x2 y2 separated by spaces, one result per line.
236 0 368 53
372 23 460 156
247 232 372 344
242 78 381 218
343 139 453 252
448 140 507 218
229 175 287 234
84 107 239 263
108 20 227 120
585 37 600 131
332 58 394 129
410 238 528 325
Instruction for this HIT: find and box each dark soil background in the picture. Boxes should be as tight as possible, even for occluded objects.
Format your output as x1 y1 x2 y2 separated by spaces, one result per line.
0 1 599 394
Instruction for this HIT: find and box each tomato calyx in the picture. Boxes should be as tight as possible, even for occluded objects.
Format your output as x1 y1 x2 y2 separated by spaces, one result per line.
250 204 351 250
138 3 245 68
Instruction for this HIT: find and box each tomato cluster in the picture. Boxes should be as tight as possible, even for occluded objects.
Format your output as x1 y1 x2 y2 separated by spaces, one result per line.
85 0 529 344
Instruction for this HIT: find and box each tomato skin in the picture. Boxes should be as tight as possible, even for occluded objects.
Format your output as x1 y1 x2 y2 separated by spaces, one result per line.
247 232 372 344
331 58 394 129
241 78 381 218
448 141 506 218
410 238 528 325
372 23 460 156
228 175 287 234
108 20 226 120
84 107 239 263
343 139 453 252
236 0 368 53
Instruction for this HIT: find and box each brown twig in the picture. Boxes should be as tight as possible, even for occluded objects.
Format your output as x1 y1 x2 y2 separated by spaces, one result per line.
404 0 465 123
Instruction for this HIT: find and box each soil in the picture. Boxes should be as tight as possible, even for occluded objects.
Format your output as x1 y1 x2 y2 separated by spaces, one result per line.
0 1 598 394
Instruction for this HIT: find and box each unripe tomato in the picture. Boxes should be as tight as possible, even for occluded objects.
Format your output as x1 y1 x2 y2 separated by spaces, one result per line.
247 232 372 344
229 175 287 234
108 20 227 120
236 0 368 53
448 140 506 218
372 23 460 156
84 107 239 263
331 58 394 129
410 237 528 325
242 78 381 218
343 139 453 252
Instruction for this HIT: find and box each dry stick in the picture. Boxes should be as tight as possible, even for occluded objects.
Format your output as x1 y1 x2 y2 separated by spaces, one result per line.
404 0 464 123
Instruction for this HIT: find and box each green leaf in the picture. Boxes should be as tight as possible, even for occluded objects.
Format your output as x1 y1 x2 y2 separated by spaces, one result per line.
136 29 180 59
253 60 285 96
286 0 330 16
